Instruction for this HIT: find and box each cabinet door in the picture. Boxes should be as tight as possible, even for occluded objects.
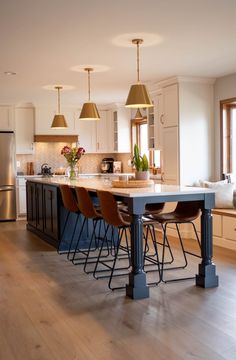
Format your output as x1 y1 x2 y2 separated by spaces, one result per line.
0 106 14 130
163 84 179 127
222 216 236 241
106 110 114 153
15 107 35 154
43 185 58 240
117 107 131 153
18 186 27 215
96 110 109 153
35 183 43 231
162 126 179 184
77 119 96 153
26 182 36 227
155 93 163 150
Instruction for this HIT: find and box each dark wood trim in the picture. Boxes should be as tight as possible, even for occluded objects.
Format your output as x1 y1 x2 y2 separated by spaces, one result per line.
34 135 79 143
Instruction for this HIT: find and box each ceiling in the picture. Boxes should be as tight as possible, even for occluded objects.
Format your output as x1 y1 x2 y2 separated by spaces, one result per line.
1 0 236 107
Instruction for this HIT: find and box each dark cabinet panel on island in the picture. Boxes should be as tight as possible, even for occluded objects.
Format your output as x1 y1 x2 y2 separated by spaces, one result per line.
43 184 58 240
26 181 59 247
26 180 91 250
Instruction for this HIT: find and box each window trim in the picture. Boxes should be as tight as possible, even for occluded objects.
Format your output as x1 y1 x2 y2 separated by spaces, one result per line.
130 117 147 156
220 97 236 177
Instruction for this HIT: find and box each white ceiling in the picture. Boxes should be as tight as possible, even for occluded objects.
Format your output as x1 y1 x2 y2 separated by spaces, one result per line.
1 0 236 107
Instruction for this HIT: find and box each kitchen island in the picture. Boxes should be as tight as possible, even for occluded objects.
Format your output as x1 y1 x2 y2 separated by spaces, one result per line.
26 177 218 299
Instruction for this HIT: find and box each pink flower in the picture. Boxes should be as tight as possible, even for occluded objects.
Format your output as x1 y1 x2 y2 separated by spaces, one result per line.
61 145 85 166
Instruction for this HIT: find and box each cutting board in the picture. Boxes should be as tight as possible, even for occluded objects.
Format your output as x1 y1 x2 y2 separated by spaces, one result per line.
112 179 154 188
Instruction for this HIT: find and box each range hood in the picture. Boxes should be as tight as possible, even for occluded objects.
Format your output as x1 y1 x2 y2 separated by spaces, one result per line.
34 135 79 143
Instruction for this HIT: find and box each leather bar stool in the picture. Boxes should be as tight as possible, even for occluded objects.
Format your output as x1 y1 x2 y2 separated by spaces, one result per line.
143 203 173 265
150 201 202 283
71 186 106 272
94 190 132 290
58 184 80 256
94 190 162 290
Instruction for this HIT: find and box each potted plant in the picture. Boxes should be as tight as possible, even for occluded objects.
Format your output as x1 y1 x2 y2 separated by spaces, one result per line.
132 144 149 180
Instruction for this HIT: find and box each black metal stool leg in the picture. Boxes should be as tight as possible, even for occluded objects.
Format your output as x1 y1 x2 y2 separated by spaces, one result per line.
70 216 87 263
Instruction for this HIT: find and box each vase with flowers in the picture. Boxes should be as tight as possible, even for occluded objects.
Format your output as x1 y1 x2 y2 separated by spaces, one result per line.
61 145 85 180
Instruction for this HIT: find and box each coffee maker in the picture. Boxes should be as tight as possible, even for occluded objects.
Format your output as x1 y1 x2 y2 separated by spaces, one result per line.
100 158 114 173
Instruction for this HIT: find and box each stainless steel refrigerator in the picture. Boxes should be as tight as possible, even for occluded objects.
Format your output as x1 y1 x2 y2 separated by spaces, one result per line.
0 131 16 221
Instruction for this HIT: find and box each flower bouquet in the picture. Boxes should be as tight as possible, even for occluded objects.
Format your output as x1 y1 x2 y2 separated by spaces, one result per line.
61 145 85 179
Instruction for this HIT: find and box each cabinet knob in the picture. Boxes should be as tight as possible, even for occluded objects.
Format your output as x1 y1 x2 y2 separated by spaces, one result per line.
160 114 164 125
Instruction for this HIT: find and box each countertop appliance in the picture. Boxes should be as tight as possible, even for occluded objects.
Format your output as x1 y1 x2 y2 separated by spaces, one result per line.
0 131 16 221
39 163 53 177
113 161 122 173
101 158 114 173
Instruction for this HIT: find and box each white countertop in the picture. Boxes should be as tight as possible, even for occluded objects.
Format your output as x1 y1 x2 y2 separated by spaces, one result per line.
26 176 215 198
16 173 135 178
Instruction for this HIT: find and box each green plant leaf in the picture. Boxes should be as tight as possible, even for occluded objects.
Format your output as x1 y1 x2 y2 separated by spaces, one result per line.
142 154 149 171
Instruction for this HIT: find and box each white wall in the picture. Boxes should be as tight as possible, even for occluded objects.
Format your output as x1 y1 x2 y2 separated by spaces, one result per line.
214 73 236 179
179 81 214 184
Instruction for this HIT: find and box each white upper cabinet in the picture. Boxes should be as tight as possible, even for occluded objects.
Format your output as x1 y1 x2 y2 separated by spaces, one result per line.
96 110 114 153
15 107 35 154
77 117 97 153
162 84 179 127
112 106 131 153
0 106 14 130
35 106 78 135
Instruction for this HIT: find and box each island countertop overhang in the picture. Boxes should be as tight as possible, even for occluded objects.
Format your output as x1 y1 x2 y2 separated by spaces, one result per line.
26 177 215 200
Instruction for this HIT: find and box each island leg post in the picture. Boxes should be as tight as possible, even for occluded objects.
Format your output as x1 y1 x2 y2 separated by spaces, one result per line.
126 214 149 299
196 208 219 288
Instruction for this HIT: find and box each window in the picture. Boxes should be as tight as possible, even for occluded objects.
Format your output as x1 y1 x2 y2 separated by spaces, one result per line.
131 118 161 168
220 98 236 177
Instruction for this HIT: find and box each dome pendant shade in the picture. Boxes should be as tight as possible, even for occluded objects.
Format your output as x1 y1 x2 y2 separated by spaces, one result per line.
79 102 100 120
51 114 68 129
126 83 152 108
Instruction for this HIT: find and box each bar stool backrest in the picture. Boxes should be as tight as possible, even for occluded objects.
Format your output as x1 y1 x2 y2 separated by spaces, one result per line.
174 201 201 221
97 190 130 227
59 185 79 213
145 202 165 214
75 187 100 219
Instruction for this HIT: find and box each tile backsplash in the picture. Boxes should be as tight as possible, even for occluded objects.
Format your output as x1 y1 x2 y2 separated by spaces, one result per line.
16 143 132 175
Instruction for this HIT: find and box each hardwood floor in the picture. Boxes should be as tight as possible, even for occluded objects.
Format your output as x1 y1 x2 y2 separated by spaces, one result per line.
0 221 236 360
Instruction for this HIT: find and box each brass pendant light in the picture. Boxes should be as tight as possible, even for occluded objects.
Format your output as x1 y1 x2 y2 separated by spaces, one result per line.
51 86 68 128
79 68 100 120
134 108 143 120
125 39 152 108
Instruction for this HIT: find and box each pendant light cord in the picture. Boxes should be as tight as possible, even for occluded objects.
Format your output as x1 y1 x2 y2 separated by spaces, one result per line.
88 69 91 101
137 41 140 83
57 87 61 114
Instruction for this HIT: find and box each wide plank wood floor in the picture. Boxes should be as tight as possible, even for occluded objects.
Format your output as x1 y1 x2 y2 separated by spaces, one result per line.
0 220 236 360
